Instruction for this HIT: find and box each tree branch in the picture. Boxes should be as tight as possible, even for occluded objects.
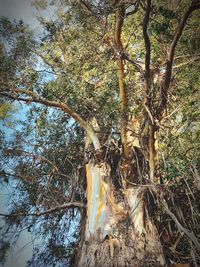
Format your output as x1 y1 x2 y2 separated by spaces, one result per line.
0 170 45 182
79 0 93 13
114 4 130 159
122 53 144 74
125 2 138 16
0 89 100 149
162 200 200 251
157 1 200 118
173 55 200 70
143 0 160 183
143 0 151 82
1 150 72 181
0 202 86 218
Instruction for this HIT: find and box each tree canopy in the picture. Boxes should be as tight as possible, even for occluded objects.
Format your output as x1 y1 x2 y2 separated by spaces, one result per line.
0 0 200 266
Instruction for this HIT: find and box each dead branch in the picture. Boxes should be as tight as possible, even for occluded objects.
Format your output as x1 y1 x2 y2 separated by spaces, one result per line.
190 165 200 190
122 53 144 74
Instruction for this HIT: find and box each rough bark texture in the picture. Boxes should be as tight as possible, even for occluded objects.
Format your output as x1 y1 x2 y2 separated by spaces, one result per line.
77 161 166 267
78 232 164 267
78 201 165 267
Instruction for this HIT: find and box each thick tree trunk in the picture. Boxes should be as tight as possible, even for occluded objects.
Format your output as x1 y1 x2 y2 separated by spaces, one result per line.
77 159 166 267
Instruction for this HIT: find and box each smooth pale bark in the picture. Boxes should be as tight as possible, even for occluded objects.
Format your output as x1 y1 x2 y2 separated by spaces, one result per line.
84 161 127 241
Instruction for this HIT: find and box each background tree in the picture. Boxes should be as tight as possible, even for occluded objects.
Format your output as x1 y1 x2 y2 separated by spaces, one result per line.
0 0 200 266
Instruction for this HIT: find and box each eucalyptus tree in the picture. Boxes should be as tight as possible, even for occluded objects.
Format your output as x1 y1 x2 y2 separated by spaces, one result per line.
0 1 200 266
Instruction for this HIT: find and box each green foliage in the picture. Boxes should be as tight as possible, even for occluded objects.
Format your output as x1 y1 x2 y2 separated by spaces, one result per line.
0 103 13 119
0 1 200 266
33 0 48 10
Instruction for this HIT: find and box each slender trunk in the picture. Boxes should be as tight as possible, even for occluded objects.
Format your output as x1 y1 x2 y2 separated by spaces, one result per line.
114 5 130 159
117 56 129 159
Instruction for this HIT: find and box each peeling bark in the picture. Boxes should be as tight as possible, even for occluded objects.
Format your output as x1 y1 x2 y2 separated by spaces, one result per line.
125 187 165 265
78 158 166 267
85 162 112 241
85 161 127 242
